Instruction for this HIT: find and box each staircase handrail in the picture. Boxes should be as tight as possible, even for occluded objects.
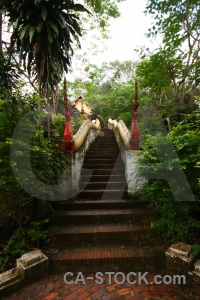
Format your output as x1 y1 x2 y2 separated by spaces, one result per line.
108 118 131 150
72 119 101 151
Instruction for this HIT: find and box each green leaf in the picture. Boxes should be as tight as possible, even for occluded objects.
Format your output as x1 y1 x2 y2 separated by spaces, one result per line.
29 27 36 43
20 25 30 40
37 22 43 33
57 17 65 28
47 28 53 44
74 3 91 14
13 17 20 29
41 6 48 21
25 9 36 20
48 22 58 35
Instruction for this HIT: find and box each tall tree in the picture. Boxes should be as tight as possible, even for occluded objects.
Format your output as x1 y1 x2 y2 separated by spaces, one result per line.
136 50 178 106
3 0 126 94
69 60 137 126
145 0 200 104
101 60 137 84
2 0 126 119
3 0 90 98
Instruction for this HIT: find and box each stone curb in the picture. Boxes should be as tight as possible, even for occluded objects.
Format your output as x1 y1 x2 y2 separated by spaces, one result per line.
0 249 48 297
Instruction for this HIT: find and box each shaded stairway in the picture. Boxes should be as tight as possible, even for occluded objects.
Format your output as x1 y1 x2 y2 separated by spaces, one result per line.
46 129 167 272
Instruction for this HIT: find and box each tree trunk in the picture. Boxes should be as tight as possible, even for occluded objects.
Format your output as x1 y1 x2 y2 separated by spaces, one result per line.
180 81 185 103
38 78 42 125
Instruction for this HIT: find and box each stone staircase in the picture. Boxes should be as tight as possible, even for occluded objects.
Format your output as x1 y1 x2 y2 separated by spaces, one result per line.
45 129 167 273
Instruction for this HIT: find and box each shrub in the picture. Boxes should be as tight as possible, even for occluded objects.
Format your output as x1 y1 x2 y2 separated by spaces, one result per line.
0 92 66 271
0 219 48 273
139 111 200 243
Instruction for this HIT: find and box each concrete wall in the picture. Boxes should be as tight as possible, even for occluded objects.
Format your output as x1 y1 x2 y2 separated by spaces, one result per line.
71 127 100 194
58 127 100 200
109 121 146 196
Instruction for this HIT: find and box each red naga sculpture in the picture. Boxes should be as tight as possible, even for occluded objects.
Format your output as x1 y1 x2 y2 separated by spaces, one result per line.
130 80 140 150
63 78 74 152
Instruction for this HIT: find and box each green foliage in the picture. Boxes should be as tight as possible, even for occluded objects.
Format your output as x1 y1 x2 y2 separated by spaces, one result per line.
191 244 200 257
69 60 137 126
0 55 21 92
85 81 134 126
169 112 200 193
142 180 200 243
145 0 199 49
0 94 65 212
52 113 66 137
143 0 200 104
0 91 66 271
0 96 28 216
0 219 48 273
52 113 84 137
3 0 89 93
71 118 85 134
139 111 200 243
2 0 125 95
136 52 174 104
86 0 125 28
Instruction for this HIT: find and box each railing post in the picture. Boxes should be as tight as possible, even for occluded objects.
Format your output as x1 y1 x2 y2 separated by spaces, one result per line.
63 78 74 152
130 80 140 150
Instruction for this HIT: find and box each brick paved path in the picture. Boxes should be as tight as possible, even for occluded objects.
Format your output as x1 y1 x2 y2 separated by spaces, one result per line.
4 272 200 300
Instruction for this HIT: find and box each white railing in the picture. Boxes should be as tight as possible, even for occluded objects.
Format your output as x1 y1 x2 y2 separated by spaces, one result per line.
72 119 101 151
58 119 101 198
108 118 131 150
108 118 146 196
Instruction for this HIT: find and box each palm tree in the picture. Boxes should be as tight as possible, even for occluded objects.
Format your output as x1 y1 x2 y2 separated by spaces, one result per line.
3 0 89 97
3 0 89 135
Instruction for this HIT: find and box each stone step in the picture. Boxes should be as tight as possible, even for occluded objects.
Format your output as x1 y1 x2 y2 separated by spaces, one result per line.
45 244 166 273
85 155 120 160
80 182 126 190
101 129 115 134
93 146 117 149
83 164 124 170
86 153 120 158
96 135 115 140
80 175 126 182
81 169 125 176
50 199 148 210
44 128 169 274
87 148 119 153
77 189 128 199
50 208 159 225
96 136 115 140
84 158 122 164
93 139 116 143
47 223 160 245
92 144 118 148
95 141 116 144
86 148 117 152
85 154 119 159
96 132 115 136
